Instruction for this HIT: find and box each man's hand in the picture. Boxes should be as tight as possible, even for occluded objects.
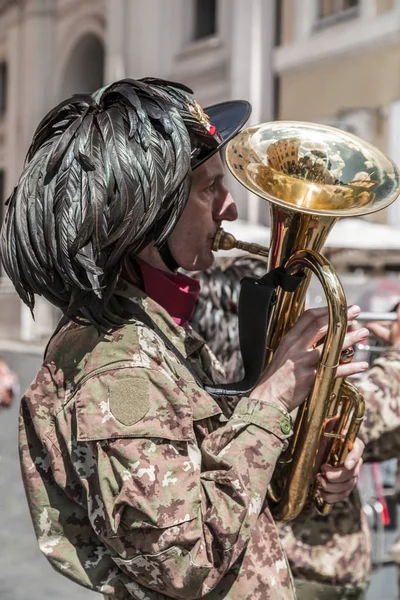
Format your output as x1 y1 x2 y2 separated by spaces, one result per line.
316 437 364 503
251 305 370 413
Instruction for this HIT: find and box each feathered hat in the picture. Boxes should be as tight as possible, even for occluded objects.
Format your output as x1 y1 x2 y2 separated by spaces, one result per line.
0 78 250 329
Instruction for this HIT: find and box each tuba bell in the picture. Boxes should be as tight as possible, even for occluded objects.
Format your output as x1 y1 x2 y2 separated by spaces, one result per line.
213 121 400 522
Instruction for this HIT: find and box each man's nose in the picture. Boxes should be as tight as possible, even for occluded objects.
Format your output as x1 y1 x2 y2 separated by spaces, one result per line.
214 192 238 222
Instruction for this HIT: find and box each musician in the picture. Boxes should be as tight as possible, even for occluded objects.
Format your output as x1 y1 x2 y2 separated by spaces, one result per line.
191 258 400 600
1 80 366 600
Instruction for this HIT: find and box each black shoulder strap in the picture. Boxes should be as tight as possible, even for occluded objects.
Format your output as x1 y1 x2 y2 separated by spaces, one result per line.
205 267 304 396
116 267 304 397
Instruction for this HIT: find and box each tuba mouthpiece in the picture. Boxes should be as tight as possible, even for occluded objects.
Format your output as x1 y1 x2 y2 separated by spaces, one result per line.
212 227 269 258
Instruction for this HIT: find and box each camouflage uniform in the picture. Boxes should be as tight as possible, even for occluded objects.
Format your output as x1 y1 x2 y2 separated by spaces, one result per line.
19 280 297 599
358 347 400 461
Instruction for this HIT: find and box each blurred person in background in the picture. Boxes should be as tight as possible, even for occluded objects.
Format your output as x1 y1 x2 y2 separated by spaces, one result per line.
361 305 400 596
191 256 400 600
0 356 18 409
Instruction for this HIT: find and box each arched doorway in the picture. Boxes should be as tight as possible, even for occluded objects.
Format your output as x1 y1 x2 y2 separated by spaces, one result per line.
61 33 104 98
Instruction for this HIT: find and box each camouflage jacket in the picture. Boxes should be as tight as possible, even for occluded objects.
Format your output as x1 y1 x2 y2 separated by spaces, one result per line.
279 347 400 592
358 347 400 459
19 280 296 600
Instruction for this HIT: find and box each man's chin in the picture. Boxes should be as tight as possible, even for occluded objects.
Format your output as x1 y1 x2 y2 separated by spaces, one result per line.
183 252 215 272
204 252 215 271
200 249 215 271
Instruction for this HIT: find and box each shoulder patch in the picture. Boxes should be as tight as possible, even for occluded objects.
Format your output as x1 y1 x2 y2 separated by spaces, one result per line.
109 376 150 426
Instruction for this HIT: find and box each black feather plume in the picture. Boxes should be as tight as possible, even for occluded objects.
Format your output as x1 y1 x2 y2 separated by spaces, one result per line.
1 78 220 329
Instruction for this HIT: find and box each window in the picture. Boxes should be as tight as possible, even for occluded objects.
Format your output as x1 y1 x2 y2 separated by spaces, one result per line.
0 62 7 114
193 0 217 41
317 0 359 25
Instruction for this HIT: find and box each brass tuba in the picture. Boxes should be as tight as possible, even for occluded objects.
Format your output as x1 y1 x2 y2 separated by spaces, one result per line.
213 121 400 522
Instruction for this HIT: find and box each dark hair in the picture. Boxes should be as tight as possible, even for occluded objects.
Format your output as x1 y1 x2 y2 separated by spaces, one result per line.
1 78 218 329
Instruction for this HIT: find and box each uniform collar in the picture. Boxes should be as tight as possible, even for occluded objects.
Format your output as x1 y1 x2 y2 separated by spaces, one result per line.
115 262 205 359
135 258 200 328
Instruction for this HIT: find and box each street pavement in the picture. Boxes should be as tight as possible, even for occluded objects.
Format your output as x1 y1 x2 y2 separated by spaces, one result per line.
0 348 398 599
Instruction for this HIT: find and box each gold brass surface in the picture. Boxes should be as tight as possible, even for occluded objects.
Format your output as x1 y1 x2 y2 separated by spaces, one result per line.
214 121 400 522
226 121 399 217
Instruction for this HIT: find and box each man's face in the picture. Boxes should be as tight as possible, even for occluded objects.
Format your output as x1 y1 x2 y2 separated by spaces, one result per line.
168 153 238 271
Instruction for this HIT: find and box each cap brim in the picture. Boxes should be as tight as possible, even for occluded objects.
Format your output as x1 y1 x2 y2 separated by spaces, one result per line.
192 100 252 170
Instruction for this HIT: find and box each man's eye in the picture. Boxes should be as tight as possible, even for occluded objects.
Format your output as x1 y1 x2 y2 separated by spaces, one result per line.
207 183 216 193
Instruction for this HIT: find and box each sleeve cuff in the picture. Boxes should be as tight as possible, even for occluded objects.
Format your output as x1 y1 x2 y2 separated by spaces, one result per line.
231 396 293 442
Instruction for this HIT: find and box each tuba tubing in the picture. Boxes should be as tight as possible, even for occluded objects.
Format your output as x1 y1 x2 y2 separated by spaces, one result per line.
214 227 363 520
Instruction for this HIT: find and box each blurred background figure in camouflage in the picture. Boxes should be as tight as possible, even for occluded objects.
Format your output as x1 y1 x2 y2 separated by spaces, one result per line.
191 256 400 600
